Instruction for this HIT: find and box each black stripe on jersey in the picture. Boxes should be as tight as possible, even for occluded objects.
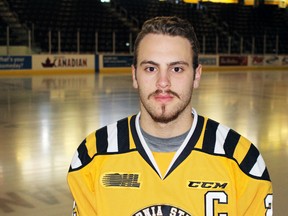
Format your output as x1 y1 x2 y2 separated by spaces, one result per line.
69 138 93 172
116 117 130 152
240 144 270 180
165 115 205 178
130 115 159 176
240 144 259 174
96 126 109 153
261 168 271 181
223 129 241 158
202 119 219 154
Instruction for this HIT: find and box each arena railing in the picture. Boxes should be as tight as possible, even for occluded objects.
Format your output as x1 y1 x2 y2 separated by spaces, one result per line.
0 27 287 55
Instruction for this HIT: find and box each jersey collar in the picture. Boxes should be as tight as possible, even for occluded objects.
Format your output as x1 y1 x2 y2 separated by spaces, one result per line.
130 108 204 179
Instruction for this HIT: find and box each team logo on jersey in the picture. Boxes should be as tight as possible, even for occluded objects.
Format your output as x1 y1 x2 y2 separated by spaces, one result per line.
133 205 191 216
101 173 141 188
187 181 228 189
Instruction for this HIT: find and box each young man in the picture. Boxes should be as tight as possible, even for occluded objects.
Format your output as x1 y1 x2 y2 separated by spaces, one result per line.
67 16 273 215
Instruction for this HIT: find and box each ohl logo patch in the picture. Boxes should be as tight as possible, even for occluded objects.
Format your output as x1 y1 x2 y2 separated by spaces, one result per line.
101 173 141 188
133 205 191 216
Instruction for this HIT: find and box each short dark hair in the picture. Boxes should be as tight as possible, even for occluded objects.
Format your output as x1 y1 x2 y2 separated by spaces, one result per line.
133 16 200 71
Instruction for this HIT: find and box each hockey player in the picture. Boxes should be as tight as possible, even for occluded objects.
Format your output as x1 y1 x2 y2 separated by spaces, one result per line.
67 16 273 215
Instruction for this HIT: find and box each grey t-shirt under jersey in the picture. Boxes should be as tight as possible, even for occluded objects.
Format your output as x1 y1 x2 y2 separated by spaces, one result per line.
140 128 190 152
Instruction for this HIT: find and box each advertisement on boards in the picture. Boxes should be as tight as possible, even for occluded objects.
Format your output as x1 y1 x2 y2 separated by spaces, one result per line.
32 55 95 71
199 55 218 67
264 56 281 66
219 56 248 66
0 56 32 70
103 55 133 68
282 56 288 65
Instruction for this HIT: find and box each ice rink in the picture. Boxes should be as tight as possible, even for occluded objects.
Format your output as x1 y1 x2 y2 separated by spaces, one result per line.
0 69 287 215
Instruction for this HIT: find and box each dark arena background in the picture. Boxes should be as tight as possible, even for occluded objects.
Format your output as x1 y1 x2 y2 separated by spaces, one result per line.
0 0 287 215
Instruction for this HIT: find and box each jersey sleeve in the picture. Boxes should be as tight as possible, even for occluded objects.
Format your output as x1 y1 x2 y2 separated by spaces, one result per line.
67 132 98 216
236 172 273 215
233 136 273 215
202 118 273 214
67 117 132 215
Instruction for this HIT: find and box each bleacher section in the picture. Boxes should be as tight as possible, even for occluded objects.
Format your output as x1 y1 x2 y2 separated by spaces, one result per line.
1 0 287 54
5 0 134 53
0 18 7 45
112 0 220 53
202 2 288 54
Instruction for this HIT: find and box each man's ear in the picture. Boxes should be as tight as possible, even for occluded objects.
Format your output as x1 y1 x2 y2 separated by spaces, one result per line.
193 64 202 89
132 65 138 89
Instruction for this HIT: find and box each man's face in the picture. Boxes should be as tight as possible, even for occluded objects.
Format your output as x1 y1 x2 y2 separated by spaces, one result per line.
132 34 201 124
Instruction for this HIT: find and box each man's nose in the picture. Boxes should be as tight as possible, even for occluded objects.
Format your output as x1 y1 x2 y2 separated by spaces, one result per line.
156 70 171 89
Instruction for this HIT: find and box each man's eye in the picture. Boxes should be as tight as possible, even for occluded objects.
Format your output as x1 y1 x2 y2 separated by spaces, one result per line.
173 67 183 73
145 67 156 72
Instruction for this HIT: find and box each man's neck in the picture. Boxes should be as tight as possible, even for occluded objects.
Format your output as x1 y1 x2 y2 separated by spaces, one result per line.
140 127 190 152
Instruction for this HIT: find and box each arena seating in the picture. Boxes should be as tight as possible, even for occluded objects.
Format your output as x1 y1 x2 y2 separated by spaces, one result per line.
1 0 287 54
0 18 7 45
4 0 133 53
202 2 288 54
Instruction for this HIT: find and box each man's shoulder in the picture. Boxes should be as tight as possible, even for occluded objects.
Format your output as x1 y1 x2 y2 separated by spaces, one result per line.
69 115 137 172
198 116 270 181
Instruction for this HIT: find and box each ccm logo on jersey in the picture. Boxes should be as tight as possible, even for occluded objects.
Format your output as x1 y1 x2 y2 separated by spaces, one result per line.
101 173 141 188
188 181 228 189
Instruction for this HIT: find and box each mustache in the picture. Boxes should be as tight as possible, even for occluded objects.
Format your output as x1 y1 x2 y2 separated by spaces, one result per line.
148 89 180 99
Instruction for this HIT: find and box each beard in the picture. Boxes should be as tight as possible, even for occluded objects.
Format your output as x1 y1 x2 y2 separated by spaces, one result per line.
148 104 183 123
139 88 193 124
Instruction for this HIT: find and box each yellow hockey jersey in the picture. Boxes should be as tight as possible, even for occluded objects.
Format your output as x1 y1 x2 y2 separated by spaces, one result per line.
67 109 273 215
